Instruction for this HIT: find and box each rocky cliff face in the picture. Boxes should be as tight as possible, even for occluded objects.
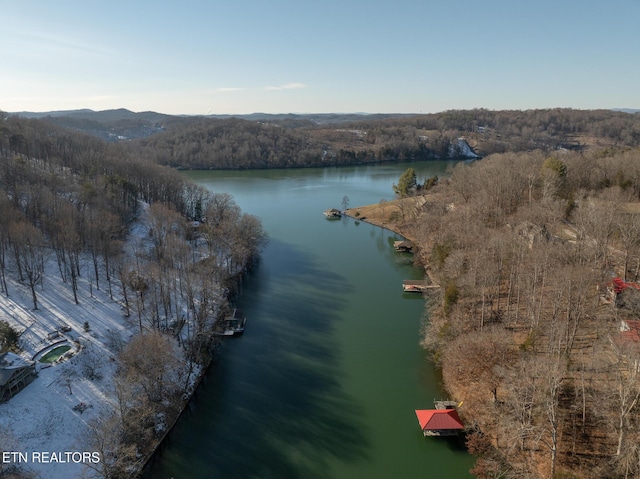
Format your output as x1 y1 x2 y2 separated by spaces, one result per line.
449 138 480 159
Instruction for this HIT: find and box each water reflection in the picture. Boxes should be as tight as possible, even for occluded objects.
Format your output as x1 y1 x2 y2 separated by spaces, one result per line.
146 162 474 479
146 239 369 478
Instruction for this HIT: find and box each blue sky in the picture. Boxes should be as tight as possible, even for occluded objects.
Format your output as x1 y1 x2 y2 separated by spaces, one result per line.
1 0 638 115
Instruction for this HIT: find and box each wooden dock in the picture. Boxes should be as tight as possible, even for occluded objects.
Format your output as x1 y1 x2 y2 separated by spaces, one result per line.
213 308 246 337
402 280 439 292
435 400 459 410
323 208 342 219
393 240 413 252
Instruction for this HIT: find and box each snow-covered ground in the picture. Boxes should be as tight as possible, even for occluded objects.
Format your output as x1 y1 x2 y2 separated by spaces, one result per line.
0 262 136 479
0 205 164 479
0 256 138 479
450 138 480 159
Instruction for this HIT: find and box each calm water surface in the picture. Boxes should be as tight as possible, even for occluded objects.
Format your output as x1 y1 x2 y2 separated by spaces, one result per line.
144 162 475 478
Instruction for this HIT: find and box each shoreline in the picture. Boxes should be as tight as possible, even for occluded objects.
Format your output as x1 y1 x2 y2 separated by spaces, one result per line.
343 210 412 239
136 356 214 477
138 198 436 478
345 196 447 289
134 278 246 478
141 201 431 478
343 196 422 244
134 335 217 477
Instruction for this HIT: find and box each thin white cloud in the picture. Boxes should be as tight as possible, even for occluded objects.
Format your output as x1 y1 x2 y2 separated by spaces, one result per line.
216 87 245 92
264 82 306 91
6 26 116 59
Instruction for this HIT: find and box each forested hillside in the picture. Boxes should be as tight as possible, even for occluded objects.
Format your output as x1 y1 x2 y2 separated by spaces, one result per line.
134 109 640 170
0 112 266 477
0 110 267 350
388 147 640 478
23 108 640 170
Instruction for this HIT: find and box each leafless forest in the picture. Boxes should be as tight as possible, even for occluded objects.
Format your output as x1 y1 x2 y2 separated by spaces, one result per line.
34 108 640 169
0 113 266 478
403 148 640 478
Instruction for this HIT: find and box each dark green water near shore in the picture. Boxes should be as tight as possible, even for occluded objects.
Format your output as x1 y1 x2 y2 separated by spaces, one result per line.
143 162 475 478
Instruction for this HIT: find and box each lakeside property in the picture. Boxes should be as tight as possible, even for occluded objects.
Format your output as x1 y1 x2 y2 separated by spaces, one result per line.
0 199 263 479
345 196 424 240
351 149 640 478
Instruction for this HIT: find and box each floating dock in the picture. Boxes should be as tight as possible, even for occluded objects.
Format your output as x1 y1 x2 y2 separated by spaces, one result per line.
435 400 459 410
402 280 439 292
214 308 246 336
393 240 413 252
323 208 342 219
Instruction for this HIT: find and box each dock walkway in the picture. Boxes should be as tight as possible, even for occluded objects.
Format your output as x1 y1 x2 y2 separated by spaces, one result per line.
402 280 440 292
434 400 459 410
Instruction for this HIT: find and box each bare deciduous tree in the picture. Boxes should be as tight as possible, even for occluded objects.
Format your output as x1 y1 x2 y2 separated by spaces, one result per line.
82 409 142 479
10 221 47 310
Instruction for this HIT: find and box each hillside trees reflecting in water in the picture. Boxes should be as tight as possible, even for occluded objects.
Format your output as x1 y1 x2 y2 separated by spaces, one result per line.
411 147 640 478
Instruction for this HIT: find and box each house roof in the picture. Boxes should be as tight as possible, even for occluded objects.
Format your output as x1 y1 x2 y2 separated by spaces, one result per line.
611 277 640 295
620 320 640 342
0 352 34 387
415 409 464 431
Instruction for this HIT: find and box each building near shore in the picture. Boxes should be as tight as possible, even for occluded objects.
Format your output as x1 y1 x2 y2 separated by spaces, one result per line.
0 352 37 402
415 408 465 437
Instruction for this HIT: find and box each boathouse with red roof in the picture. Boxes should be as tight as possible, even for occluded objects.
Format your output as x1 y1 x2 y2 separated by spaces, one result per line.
415 408 465 437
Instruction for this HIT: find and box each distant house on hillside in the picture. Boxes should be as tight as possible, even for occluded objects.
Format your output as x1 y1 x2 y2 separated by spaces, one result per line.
607 277 640 310
620 319 640 343
513 222 551 249
610 277 640 296
0 352 37 402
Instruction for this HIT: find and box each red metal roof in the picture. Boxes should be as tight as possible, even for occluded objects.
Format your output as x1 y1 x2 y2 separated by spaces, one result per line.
415 409 464 431
620 320 640 342
611 277 640 294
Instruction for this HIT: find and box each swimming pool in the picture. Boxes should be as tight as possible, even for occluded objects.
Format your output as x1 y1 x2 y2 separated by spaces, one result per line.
39 345 71 363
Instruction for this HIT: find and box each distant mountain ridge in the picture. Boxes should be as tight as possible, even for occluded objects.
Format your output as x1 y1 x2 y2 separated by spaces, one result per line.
9 108 176 141
6 109 410 141
10 107 406 121
11 107 640 119
12 108 173 123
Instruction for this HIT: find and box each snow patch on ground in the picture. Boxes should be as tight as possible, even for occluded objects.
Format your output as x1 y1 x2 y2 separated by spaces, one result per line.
450 138 480 159
0 214 148 478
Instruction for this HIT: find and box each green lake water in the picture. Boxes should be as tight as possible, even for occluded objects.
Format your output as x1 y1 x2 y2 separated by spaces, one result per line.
143 162 475 478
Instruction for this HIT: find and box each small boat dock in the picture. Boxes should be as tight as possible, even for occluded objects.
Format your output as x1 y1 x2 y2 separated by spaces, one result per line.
435 400 459 410
393 240 413 252
415 400 464 437
214 308 246 336
323 208 342 219
402 280 439 293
